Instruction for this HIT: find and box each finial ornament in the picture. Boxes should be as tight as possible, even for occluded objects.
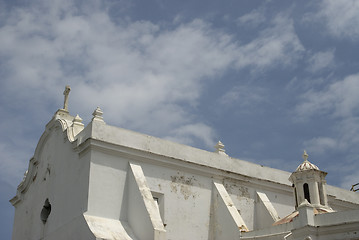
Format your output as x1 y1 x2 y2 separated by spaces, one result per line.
215 141 228 156
92 107 105 122
73 114 83 124
302 150 309 162
63 85 71 111
295 150 319 171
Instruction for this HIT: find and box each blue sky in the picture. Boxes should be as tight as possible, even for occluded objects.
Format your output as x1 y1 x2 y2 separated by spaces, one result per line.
1 0 359 238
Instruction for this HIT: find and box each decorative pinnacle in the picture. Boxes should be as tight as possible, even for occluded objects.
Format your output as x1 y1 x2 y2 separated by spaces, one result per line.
63 85 71 111
215 141 228 156
92 107 104 122
302 150 309 162
73 114 83 124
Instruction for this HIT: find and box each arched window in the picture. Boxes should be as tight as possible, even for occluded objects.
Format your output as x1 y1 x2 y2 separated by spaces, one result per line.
303 183 311 203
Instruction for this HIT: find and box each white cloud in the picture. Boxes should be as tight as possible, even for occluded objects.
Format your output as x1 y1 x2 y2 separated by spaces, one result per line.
220 85 266 109
306 50 335 73
318 0 359 40
165 123 216 149
335 117 359 150
237 9 266 27
236 13 304 71
304 137 337 154
0 143 30 188
296 74 359 119
0 2 305 141
0 1 236 137
340 172 359 190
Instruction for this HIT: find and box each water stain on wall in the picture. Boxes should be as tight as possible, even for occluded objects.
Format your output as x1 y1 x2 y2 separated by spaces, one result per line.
170 174 198 200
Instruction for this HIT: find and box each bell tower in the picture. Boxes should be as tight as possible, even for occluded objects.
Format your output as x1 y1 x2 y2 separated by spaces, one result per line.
289 151 330 210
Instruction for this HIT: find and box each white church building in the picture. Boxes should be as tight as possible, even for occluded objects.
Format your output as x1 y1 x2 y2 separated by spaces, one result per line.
10 87 359 240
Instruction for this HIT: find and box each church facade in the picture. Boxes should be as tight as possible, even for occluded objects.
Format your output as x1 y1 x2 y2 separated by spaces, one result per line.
10 88 359 240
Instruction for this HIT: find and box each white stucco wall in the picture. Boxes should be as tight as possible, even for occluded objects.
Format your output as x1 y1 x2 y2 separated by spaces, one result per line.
10 110 359 240
11 119 91 240
82 140 300 238
87 151 129 220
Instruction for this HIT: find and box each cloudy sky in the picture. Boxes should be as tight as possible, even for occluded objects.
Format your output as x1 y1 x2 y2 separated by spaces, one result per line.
1 0 359 238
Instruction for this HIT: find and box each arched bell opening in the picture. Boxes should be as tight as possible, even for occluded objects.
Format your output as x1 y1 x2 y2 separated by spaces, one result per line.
303 183 311 203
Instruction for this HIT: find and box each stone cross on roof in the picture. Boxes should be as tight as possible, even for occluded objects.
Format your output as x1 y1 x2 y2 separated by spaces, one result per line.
63 85 71 111
302 150 309 162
